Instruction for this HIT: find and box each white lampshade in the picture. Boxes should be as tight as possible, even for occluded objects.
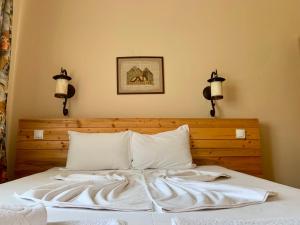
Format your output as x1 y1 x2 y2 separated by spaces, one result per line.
211 81 223 99
53 68 72 98
55 79 68 95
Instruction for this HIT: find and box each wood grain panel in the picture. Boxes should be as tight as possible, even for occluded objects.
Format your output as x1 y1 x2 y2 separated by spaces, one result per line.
191 148 261 157
16 141 68 150
16 150 68 161
16 139 260 150
193 156 262 175
18 127 260 141
191 139 260 149
19 118 259 129
15 118 262 178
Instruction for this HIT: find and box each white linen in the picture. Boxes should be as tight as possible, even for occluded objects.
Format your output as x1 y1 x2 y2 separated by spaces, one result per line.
171 217 300 225
1 166 300 225
66 131 131 170
131 125 194 169
16 170 152 211
0 203 47 225
48 218 126 225
16 168 273 213
54 173 126 182
144 170 274 212
162 169 230 182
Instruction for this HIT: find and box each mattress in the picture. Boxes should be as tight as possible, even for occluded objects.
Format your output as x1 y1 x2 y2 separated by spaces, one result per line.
1 166 300 225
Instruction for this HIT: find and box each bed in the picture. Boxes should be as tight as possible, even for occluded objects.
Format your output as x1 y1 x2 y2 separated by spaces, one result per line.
1 166 300 225
1 118 299 225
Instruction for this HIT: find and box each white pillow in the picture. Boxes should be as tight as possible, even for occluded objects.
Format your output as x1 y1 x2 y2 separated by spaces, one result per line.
131 125 194 169
66 131 131 170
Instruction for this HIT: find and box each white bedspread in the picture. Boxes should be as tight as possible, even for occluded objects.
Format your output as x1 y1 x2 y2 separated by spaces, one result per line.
158 169 230 182
17 170 152 211
0 203 47 225
144 170 273 212
48 218 126 225
171 217 300 225
16 169 273 213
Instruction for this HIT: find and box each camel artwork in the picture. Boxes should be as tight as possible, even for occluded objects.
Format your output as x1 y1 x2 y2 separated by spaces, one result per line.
117 56 164 94
127 66 154 85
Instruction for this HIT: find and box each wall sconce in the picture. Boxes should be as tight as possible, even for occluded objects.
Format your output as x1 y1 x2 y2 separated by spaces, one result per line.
53 68 75 116
203 70 225 117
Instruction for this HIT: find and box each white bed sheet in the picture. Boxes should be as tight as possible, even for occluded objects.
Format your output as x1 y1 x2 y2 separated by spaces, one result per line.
0 166 300 225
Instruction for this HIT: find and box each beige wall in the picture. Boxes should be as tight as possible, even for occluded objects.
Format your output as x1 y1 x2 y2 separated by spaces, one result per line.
7 0 300 187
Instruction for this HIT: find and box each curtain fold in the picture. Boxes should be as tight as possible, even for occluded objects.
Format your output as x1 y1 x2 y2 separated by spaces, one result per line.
0 0 12 183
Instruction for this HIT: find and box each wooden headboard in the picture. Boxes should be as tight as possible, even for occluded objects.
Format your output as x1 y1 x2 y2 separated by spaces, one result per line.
15 118 262 178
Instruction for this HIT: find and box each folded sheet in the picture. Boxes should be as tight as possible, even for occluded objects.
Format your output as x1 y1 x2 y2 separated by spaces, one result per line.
0 204 47 225
171 217 300 225
16 169 274 213
17 171 152 211
48 218 126 225
54 173 126 182
144 170 274 212
157 169 230 182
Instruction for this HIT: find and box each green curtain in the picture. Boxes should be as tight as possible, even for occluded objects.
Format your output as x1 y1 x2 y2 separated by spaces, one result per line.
0 0 12 183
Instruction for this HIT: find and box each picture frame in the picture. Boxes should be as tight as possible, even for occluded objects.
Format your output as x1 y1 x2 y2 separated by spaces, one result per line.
116 56 165 94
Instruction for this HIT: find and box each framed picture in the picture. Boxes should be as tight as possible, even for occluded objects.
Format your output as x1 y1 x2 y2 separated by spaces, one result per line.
117 56 164 94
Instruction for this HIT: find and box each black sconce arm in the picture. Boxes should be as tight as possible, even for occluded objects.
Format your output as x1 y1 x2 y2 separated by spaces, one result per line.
62 84 75 116
211 70 218 79
209 70 218 117
63 97 69 116
210 99 215 117
61 68 68 76
203 69 225 118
